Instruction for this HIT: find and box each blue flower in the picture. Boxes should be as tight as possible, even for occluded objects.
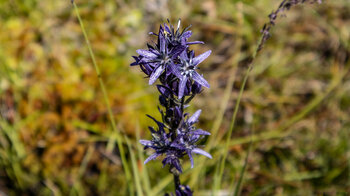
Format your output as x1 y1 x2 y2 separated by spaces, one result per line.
133 26 185 84
131 19 205 86
171 110 212 168
170 50 211 98
140 115 171 163
140 110 211 172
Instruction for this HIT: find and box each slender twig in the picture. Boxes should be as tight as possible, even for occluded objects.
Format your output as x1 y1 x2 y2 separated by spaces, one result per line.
71 1 133 193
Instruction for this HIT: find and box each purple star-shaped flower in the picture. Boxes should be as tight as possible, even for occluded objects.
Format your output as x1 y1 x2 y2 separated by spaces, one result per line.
139 115 171 164
170 50 211 98
171 110 212 168
135 27 185 85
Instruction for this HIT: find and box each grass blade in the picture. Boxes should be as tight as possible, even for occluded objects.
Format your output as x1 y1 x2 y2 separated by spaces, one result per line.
136 122 151 195
71 1 133 193
125 135 144 196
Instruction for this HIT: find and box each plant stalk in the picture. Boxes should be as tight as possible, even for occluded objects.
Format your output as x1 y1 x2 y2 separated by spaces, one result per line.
71 1 133 193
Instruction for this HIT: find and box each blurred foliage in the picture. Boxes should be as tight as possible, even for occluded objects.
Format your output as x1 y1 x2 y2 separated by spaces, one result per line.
0 0 349 195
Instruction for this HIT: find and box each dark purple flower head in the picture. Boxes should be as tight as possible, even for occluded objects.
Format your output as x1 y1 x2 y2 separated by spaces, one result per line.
162 19 204 46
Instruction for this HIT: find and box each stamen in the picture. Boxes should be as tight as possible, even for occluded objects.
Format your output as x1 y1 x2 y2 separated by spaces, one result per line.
177 19 181 30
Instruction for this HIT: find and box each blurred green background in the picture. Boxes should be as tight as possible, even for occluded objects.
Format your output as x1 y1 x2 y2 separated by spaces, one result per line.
0 0 349 195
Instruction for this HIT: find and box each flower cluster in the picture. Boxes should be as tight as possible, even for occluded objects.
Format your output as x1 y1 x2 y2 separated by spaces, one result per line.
131 19 211 99
140 110 211 173
131 19 211 195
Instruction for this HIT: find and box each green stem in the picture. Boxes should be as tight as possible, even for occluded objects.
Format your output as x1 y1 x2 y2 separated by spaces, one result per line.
72 1 133 193
214 37 260 191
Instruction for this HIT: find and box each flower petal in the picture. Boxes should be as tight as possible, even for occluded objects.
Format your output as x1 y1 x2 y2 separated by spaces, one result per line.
139 140 152 146
146 114 165 130
192 71 210 88
169 63 182 79
174 106 182 121
192 129 210 135
159 33 166 52
149 32 158 36
192 148 212 159
149 66 164 85
187 150 194 168
173 159 182 173
170 142 185 150
130 56 140 66
178 77 188 99
164 23 171 34
187 41 204 45
188 109 201 124
144 153 161 164
136 49 158 59
192 50 211 66
171 45 186 58
182 31 192 39
157 85 171 97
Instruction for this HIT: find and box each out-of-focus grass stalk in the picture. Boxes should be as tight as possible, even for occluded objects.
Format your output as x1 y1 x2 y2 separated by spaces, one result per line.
125 135 143 196
189 2 245 188
71 1 133 193
136 123 151 195
214 43 258 191
189 63 237 189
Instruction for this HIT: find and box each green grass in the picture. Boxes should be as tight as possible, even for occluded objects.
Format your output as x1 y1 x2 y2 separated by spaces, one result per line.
0 0 349 195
